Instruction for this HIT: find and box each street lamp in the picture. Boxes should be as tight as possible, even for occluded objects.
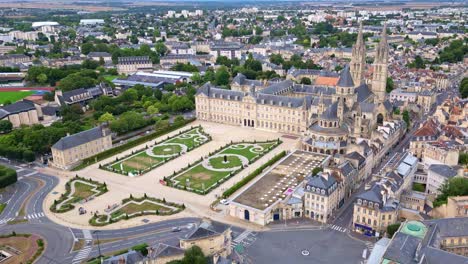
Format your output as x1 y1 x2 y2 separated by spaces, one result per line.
93 230 103 264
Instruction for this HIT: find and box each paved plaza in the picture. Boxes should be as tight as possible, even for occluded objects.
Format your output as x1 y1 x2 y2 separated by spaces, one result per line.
42 121 299 229
244 229 366 264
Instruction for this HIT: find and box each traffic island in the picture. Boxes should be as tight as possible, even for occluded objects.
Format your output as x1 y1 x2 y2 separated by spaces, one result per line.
89 195 184 226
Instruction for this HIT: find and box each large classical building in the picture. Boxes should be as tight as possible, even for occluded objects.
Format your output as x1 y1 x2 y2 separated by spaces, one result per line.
196 23 393 154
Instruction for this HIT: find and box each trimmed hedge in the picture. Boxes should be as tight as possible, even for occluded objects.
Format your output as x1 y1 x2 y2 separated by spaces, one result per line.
101 125 211 176
222 150 287 198
88 195 184 226
167 139 282 195
50 175 108 213
72 118 195 170
0 165 17 188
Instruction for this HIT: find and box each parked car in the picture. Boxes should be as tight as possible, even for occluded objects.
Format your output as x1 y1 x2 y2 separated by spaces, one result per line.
220 199 229 205
172 227 181 232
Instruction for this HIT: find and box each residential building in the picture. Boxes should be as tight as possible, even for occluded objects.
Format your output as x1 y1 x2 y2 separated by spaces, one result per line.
117 56 153 74
426 164 458 195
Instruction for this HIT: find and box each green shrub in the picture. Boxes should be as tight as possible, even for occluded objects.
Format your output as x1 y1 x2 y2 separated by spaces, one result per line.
387 223 401 238
0 165 17 188
131 243 149 256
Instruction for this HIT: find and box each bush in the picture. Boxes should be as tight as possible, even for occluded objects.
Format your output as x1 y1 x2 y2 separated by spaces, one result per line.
131 243 149 256
387 223 401 238
0 165 17 188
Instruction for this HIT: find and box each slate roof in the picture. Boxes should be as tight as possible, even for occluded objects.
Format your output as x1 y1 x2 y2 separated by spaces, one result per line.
183 221 230 241
52 126 108 151
102 250 144 264
0 100 36 119
356 184 383 205
428 164 458 178
150 243 184 259
355 84 373 102
305 173 337 195
383 232 422 263
320 101 338 120
337 65 355 87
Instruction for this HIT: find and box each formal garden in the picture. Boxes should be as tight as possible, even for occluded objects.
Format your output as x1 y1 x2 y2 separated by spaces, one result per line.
102 126 210 176
50 175 108 213
88 195 184 226
166 139 281 194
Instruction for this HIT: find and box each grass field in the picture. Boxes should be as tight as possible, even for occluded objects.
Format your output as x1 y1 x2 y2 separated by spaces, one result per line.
106 127 209 176
0 91 35 104
103 75 125 82
170 141 278 193
110 201 169 218
73 182 96 200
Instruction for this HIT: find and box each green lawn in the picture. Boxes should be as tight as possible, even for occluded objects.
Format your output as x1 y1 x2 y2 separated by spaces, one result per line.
171 141 278 192
0 91 35 104
73 182 96 200
106 127 209 176
103 75 124 81
111 201 168 218
0 203 6 214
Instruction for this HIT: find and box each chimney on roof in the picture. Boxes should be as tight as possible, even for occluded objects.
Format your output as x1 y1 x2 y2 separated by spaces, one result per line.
66 132 70 137
321 172 329 181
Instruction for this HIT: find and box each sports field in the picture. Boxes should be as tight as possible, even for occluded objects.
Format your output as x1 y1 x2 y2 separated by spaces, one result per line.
0 91 35 104
105 127 210 176
170 141 280 193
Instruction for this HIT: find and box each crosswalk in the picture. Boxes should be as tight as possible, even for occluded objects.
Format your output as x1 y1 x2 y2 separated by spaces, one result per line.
25 212 45 220
329 224 347 233
72 230 93 264
231 230 257 249
72 245 92 264
365 241 375 252
0 217 14 224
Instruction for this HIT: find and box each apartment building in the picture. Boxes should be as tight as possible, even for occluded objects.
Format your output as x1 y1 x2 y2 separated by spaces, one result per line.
117 56 153 74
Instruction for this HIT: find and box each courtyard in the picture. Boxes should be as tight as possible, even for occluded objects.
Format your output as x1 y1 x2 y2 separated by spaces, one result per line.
104 126 210 176
169 141 280 194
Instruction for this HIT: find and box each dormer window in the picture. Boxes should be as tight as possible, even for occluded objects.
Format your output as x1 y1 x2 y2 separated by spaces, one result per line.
357 199 362 205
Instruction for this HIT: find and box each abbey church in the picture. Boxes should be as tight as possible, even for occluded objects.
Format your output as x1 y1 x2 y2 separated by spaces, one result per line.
195 23 396 155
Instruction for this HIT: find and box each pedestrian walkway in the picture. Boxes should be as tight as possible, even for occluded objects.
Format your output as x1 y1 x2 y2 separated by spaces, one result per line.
25 212 45 220
365 241 375 252
72 230 93 264
0 217 14 225
329 224 347 233
72 246 92 264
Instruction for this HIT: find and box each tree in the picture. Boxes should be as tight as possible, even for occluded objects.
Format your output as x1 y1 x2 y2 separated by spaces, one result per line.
60 104 83 122
402 110 410 129
386 77 394 93
434 177 468 207
80 43 94 55
459 152 468 166
146 105 159 115
214 67 230 86
167 246 206 264
387 223 401 238
37 73 48 84
0 120 13 133
300 77 312 85
460 77 468 99
312 167 323 175
98 112 115 123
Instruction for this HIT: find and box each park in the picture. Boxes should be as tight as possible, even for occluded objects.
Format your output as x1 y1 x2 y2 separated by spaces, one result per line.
103 126 210 176
168 140 281 194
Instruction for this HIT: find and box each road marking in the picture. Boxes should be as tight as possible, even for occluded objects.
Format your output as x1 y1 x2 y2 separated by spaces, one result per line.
234 230 252 243
16 168 25 173
72 246 92 264
0 218 13 224
83 229 93 240
330 225 347 233
24 171 37 177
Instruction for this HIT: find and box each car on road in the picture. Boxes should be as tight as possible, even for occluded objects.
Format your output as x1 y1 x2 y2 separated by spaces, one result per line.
220 199 229 205
172 227 181 232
